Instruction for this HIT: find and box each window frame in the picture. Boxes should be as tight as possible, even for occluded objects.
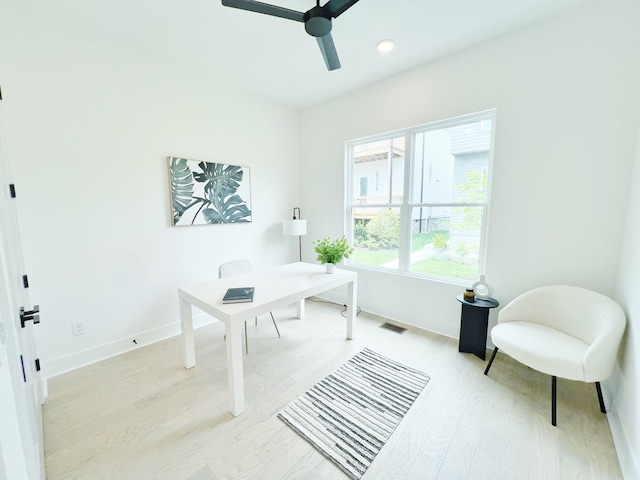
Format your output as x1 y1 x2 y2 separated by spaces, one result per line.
344 109 496 284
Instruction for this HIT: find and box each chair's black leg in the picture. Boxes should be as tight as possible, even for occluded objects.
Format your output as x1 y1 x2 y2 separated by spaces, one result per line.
484 347 499 376
551 376 557 426
595 382 606 414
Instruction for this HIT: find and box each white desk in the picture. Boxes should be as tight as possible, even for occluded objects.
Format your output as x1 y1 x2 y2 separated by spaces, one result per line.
178 262 357 416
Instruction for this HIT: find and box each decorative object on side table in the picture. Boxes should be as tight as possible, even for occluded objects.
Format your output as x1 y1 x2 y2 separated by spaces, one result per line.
313 236 355 274
463 288 475 302
472 274 494 299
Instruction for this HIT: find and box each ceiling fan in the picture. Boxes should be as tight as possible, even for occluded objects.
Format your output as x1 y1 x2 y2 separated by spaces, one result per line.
221 0 361 71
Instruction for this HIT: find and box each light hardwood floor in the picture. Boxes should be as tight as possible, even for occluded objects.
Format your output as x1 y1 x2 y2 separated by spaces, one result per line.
43 299 622 479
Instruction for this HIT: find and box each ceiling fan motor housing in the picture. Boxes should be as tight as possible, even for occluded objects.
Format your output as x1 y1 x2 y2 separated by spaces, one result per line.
304 6 332 37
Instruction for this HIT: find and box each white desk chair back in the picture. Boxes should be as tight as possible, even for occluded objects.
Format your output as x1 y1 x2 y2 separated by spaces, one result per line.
218 259 281 354
219 259 253 279
484 285 626 426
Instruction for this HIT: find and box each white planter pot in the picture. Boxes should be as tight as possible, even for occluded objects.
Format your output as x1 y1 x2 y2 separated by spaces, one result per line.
326 263 337 274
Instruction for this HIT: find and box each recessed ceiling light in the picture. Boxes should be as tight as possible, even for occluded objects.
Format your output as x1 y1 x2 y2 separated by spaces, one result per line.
377 39 395 53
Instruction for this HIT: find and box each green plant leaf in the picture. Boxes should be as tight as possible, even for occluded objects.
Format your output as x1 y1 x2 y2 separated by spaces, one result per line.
194 162 243 197
203 201 251 224
204 183 252 224
178 160 251 224
313 236 355 264
169 157 195 224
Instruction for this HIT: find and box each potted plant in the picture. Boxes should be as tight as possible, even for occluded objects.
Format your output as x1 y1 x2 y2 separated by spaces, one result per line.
313 236 355 273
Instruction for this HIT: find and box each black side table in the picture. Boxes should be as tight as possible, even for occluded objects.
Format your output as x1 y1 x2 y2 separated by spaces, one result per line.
456 295 499 360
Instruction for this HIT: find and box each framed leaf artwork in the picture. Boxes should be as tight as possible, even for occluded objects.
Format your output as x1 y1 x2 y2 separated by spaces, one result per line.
168 156 252 226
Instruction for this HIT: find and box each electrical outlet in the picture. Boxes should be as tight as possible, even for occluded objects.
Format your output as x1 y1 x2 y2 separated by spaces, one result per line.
71 321 86 336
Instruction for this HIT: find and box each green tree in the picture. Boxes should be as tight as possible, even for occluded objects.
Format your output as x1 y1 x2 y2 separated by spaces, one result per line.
365 209 400 249
432 233 449 251
354 219 369 245
455 171 486 232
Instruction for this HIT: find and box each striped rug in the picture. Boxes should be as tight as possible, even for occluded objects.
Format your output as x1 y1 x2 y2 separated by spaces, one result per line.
277 348 430 479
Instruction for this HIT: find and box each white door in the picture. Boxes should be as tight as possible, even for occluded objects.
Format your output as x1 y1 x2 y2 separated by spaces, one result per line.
0 89 45 479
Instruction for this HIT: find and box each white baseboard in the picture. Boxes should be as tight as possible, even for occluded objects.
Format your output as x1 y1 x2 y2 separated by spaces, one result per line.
43 313 217 381
608 393 640 480
315 291 456 341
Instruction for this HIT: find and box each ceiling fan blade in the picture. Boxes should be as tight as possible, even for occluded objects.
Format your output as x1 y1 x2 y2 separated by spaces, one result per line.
317 33 341 71
221 0 304 22
324 0 360 18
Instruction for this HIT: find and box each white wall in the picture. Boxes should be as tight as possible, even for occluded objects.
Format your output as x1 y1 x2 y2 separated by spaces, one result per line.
300 0 640 335
613 125 640 478
300 1 640 476
2 0 640 476
0 6 302 376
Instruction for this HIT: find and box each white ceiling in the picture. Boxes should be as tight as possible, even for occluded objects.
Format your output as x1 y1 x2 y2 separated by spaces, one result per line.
18 0 591 110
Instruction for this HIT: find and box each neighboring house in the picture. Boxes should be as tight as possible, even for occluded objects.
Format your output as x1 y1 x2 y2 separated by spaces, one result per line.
353 141 404 216
449 122 492 254
352 123 491 250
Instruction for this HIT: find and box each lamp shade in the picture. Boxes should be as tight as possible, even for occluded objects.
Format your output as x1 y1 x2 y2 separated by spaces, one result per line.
283 219 307 236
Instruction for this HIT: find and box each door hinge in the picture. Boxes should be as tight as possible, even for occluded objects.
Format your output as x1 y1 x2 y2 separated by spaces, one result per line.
0 85 3 101
20 305 40 328
9 184 16 198
35 358 41 372
22 274 29 288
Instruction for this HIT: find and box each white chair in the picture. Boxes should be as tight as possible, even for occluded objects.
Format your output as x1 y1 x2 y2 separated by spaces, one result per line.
484 285 626 426
219 259 280 354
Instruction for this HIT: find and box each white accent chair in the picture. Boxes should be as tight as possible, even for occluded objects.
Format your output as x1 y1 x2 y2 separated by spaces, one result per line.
219 259 281 354
484 285 626 426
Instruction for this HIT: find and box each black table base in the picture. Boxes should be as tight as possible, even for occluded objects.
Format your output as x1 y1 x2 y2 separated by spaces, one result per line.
456 295 499 361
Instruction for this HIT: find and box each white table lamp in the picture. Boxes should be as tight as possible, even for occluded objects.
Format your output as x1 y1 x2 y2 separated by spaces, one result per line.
283 207 307 261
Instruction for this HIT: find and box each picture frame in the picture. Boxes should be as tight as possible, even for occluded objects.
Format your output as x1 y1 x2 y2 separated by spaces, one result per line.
168 156 252 226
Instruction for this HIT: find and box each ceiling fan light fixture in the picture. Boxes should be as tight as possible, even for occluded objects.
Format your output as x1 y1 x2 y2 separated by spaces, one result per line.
377 39 395 53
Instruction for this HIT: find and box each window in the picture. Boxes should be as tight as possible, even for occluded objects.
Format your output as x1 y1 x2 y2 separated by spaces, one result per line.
359 177 368 196
346 110 495 282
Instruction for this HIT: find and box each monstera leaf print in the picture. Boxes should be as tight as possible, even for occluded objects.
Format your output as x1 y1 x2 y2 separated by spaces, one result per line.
169 157 252 225
198 164 251 223
193 162 241 197
169 157 195 224
203 193 252 223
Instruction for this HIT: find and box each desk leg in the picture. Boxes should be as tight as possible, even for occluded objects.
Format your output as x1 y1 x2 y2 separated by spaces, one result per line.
180 297 196 369
296 299 305 319
346 280 357 340
225 320 245 417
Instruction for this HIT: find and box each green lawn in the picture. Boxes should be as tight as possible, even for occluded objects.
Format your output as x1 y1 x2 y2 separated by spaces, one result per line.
352 247 398 265
353 231 447 265
411 258 477 280
411 230 447 251
352 231 476 280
